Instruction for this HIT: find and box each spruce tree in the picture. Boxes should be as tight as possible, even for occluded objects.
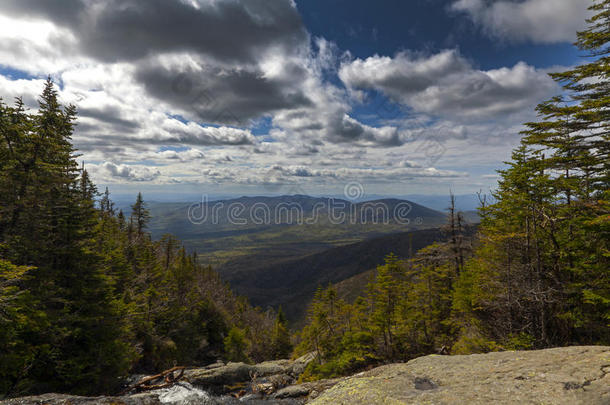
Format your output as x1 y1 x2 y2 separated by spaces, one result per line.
131 192 150 237
454 0 610 349
270 307 293 358
0 80 135 394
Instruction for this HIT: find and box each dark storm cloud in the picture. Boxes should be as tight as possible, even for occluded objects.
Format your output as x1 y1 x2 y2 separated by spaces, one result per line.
79 106 141 131
135 63 312 124
81 0 307 64
325 115 403 147
74 129 254 150
3 0 313 126
3 0 308 65
0 0 86 26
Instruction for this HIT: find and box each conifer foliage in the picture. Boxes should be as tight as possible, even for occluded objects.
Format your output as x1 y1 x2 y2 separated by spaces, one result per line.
452 0 610 349
295 1 609 379
0 80 278 397
295 203 473 380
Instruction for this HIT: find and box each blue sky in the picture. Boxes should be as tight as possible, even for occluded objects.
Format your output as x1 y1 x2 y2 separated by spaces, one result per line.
297 0 581 69
0 0 592 199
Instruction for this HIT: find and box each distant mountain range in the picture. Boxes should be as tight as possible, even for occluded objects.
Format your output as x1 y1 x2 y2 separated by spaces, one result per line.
115 195 479 324
112 193 487 212
123 195 458 266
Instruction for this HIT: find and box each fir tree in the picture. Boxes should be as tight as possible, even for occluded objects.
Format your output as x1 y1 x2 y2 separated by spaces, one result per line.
270 307 292 358
131 192 150 237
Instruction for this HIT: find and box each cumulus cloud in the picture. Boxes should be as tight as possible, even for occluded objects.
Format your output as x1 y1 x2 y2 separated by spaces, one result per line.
0 75 48 107
135 60 312 125
339 49 558 121
451 0 591 43
0 0 405 152
0 0 564 193
145 148 205 163
0 0 308 64
196 164 467 186
0 0 313 124
156 119 256 146
95 162 161 182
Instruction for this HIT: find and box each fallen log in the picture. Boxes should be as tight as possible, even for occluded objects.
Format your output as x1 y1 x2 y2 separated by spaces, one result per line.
121 366 185 395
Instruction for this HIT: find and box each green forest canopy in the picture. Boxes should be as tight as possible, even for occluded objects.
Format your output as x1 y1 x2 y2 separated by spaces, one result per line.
0 80 291 396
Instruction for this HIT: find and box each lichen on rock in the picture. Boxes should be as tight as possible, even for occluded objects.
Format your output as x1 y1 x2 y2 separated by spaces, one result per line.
309 346 610 405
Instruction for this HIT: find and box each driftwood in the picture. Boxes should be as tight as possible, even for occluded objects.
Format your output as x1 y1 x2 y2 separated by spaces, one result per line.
121 366 186 395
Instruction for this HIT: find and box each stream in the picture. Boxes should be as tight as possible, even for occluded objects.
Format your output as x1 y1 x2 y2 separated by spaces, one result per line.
152 382 304 404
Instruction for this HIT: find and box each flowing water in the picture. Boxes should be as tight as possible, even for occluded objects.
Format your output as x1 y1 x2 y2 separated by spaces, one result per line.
155 382 213 404
151 382 303 404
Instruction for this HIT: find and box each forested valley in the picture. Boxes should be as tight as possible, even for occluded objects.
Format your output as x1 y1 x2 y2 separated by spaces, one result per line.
0 0 609 400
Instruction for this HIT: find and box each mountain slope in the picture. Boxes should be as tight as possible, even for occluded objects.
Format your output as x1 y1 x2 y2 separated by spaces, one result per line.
219 227 469 325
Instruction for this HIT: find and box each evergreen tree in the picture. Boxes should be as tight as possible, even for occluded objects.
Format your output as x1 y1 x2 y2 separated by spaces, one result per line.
0 80 135 394
0 80 280 397
368 254 403 358
224 327 250 362
131 192 150 237
453 0 610 349
270 307 292 358
0 260 46 397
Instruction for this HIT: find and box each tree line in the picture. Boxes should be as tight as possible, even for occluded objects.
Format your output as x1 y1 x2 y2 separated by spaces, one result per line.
294 1 609 381
0 81 291 397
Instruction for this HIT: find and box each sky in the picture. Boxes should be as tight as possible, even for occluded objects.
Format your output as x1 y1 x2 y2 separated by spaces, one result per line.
0 0 592 200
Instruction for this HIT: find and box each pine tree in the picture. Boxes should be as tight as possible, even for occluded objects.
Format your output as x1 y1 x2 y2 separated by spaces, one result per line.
521 0 610 343
270 307 292 358
368 254 403 358
0 260 47 396
99 187 115 216
453 0 610 349
0 80 281 396
0 80 135 394
224 327 250 362
131 192 150 237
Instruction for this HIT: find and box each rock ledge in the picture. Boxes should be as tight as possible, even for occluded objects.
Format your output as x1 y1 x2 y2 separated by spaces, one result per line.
2 347 607 404
310 346 610 405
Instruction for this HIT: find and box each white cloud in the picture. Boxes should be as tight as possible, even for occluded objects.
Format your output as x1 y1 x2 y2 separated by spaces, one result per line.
0 75 48 107
339 50 558 121
0 0 565 194
94 162 162 182
0 14 81 74
451 0 591 43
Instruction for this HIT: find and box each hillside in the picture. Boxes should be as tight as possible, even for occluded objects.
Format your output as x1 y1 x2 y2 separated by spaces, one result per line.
219 227 476 324
137 195 450 267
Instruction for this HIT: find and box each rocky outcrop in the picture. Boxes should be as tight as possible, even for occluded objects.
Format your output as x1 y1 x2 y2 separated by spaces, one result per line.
185 352 316 393
3 347 607 404
273 378 341 401
310 346 610 405
0 353 318 405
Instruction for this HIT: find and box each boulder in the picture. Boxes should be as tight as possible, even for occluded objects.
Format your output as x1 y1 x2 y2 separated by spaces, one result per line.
309 346 610 405
186 361 253 390
184 355 316 393
273 385 312 399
